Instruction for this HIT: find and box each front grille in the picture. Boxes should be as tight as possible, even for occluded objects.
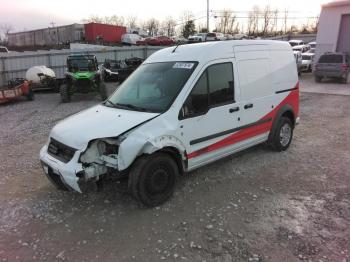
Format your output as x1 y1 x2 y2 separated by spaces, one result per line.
75 79 92 93
48 138 76 163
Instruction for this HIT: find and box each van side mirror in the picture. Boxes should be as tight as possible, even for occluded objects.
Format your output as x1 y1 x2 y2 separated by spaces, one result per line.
179 104 190 120
37 73 44 77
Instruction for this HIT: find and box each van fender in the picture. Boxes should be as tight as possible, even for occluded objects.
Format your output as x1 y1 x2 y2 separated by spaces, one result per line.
268 104 295 142
117 135 186 171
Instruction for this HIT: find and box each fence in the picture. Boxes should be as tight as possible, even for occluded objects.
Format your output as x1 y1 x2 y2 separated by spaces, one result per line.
0 46 164 86
267 34 317 43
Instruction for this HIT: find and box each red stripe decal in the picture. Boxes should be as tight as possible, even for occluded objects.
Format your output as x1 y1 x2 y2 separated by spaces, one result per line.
187 82 299 159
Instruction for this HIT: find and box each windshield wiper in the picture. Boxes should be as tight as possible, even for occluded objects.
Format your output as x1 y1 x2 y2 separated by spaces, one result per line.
115 103 149 112
104 99 117 107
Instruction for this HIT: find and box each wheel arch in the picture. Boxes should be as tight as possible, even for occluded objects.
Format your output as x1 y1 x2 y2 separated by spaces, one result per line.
268 104 295 143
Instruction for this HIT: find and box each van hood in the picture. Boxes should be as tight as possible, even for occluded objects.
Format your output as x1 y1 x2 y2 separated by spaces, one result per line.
50 104 159 149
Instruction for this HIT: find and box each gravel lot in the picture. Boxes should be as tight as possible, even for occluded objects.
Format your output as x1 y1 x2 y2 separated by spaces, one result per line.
0 77 349 262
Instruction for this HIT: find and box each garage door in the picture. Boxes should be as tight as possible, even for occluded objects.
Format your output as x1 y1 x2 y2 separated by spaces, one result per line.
337 14 350 53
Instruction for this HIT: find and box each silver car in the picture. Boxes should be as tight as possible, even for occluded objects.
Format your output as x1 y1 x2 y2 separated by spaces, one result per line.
314 52 350 83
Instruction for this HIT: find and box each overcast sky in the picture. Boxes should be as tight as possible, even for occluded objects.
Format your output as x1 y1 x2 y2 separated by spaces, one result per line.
1 0 329 32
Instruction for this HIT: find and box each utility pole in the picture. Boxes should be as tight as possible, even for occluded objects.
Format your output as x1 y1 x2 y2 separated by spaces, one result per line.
207 0 209 32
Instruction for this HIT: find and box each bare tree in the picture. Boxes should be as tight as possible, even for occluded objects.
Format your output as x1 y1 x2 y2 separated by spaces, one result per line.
215 9 236 34
310 16 319 33
145 18 160 36
108 15 125 26
127 16 138 28
269 8 279 35
83 15 103 23
262 5 273 36
162 16 176 37
283 9 289 34
83 15 124 26
1 24 13 43
247 5 260 36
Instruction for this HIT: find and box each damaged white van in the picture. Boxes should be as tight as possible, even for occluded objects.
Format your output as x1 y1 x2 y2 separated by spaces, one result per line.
40 40 299 207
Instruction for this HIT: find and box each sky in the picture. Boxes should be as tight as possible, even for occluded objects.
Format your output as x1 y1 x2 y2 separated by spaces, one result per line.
0 0 331 32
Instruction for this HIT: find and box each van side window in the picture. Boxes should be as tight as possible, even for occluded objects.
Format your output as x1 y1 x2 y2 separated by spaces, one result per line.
207 63 234 106
184 71 209 116
182 62 234 118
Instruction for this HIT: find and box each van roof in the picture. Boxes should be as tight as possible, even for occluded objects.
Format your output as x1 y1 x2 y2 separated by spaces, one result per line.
146 40 291 64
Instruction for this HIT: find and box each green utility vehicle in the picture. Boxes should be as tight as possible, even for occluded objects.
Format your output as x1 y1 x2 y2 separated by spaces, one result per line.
60 54 107 103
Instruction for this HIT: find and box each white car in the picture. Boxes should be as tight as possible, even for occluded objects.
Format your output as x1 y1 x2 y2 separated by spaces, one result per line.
292 44 310 53
171 36 187 44
206 32 225 41
188 33 207 42
294 50 303 75
301 53 315 72
0 46 9 53
121 34 143 45
289 39 305 47
40 40 299 207
233 34 248 40
308 41 316 49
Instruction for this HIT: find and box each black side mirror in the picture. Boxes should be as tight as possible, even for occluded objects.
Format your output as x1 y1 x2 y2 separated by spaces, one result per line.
179 104 190 120
37 73 44 77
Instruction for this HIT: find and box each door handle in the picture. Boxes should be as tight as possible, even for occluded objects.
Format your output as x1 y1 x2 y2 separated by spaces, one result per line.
229 107 240 113
244 103 253 109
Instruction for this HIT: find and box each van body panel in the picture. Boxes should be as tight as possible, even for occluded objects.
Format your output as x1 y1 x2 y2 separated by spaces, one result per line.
39 40 299 193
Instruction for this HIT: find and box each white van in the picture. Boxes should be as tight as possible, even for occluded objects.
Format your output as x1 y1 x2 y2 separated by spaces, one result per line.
40 40 299 207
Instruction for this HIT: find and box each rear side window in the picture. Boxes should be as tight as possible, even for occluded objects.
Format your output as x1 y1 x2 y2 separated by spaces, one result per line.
319 54 343 63
183 63 234 117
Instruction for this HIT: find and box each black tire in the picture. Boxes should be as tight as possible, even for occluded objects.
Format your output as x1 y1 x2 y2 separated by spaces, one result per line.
26 87 35 101
128 153 178 207
315 76 322 83
52 80 60 93
341 74 349 84
99 82 108 100
270 117 294 152
60 84 71 103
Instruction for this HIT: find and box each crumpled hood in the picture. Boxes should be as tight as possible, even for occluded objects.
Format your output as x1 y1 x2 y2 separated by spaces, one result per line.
50 104 159 149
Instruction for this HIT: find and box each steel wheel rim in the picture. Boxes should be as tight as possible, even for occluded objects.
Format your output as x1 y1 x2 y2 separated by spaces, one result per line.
280 123 292 147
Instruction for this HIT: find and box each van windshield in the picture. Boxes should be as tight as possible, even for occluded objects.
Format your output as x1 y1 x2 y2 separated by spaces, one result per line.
106 61 198 113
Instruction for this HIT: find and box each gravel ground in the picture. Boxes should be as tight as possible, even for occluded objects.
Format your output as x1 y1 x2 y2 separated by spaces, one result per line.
0 79 349 262
300 73 350 96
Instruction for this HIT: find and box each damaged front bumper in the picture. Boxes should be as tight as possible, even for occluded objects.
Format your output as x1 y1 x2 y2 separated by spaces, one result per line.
40 145 84 193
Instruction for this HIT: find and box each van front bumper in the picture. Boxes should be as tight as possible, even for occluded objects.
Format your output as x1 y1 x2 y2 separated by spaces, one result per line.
40 145 83 193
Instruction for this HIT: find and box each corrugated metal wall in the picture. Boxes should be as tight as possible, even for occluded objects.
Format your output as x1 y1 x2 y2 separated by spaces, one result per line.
0 46 163 86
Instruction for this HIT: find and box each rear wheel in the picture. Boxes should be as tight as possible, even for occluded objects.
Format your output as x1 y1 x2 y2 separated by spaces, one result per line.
26 87 35 101
60 84 71 103
128 153 178 207
99 82 108 100
270 117 294 152
341 74 349 84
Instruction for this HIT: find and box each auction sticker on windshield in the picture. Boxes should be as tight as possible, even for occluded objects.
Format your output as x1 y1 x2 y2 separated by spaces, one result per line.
173 62 195 69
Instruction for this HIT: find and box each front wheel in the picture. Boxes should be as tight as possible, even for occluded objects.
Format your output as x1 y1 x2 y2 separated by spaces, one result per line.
26 87 35 101
60 84 71 103
99 82 107 100
128 153 178 207
270 117 294 152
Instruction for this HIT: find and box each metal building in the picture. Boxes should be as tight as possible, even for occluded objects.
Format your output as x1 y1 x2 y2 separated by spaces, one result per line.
316 0 350 61
8 24 85 47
